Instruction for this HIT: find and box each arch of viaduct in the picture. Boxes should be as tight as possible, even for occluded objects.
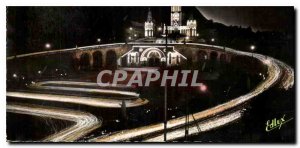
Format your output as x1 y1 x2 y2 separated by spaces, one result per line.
7 43 234 70
71 43 233 70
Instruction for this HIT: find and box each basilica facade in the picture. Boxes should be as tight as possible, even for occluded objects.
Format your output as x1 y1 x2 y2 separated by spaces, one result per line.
144 6 197 38
118 45 187 67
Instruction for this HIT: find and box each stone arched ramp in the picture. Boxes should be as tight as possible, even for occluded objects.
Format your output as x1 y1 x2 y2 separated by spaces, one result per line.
80 53 91 70
92 51 103 70
106 50 117 68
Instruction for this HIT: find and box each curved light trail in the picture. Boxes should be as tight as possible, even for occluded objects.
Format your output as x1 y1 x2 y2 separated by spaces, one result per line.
90 43 294 142
273 60 294 90
7 91 148 108
143 110 242 142
6 43 294 142
7 103 101 142
30 80 133 88
29 81 139 97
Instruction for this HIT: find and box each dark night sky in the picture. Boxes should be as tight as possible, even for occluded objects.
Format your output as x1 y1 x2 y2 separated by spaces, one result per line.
6 6 294 55
197 7 294 32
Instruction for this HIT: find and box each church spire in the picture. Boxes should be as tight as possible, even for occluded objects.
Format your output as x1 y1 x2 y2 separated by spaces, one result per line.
188 13 194 20
145 8 154 37
147 8 152 22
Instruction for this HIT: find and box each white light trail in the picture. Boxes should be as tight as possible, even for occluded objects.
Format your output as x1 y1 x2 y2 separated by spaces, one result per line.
144 110 242 142
7 103 101 142
29 81 139 97
90 43 293 142
7 91 148 108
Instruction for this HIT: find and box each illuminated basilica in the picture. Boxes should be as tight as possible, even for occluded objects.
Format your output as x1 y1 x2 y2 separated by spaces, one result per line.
144 6 197 38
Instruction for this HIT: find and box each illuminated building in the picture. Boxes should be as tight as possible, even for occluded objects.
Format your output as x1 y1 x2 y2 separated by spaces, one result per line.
144 6 197 38
118 45 187 67
144 8 154 37
164 6 197 37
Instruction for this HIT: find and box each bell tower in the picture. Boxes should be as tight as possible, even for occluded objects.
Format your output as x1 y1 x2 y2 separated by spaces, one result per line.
170 6 182 28
144 8 154 37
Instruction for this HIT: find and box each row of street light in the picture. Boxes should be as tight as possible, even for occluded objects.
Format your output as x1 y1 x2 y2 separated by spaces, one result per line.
44 37 103 50
128 27 138 40
43 35 256 55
